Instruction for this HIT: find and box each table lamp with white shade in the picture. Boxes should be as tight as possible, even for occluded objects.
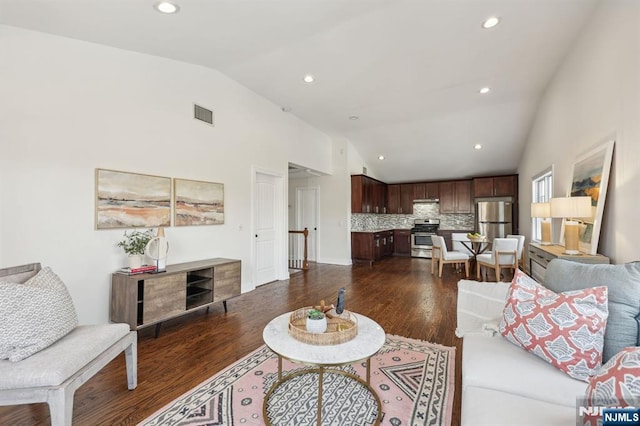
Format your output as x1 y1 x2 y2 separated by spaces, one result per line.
550 196 592 255
531 202 552 245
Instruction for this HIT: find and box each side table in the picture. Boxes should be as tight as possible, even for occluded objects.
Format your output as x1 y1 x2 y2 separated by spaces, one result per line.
528 242 610 282
262 312 385 426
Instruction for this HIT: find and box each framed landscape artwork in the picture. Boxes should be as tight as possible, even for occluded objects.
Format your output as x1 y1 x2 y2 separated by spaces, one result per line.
174 178 224 226
95 169 172 229
564 140 615 255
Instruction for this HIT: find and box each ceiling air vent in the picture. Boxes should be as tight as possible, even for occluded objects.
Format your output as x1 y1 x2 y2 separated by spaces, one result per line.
194 104 214 126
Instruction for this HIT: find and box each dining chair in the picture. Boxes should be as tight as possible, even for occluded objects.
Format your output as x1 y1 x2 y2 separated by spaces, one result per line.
431 235 470 278
451 233 471 253
476 238 519 281
506 234 526 270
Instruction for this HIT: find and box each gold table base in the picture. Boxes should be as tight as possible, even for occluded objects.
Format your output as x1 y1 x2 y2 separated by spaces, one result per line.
262 355 382 426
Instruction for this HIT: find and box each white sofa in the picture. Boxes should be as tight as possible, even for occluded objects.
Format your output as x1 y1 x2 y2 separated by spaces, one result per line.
458 259 640 426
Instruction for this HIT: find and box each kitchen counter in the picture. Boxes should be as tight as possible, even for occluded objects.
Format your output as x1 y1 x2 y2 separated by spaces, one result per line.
351 228 409 233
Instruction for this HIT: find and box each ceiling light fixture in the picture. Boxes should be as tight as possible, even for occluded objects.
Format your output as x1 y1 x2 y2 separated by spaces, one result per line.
378 155 385 160
349 116 359 120
474 144 483 150
479 87 491 94
303 74 314 83
154 2 180 14
482 16 500 29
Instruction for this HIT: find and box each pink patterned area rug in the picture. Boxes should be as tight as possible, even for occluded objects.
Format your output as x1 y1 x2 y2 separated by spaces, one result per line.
139 334 455 426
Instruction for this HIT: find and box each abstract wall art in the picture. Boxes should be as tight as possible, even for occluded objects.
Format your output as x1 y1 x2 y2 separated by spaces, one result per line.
174 178 224 226
95 169 171 229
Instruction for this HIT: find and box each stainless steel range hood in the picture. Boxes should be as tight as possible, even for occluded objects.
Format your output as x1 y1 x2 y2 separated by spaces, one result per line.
413 199 440 203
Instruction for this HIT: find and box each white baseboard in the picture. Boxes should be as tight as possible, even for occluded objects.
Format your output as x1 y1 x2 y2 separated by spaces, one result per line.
316 257 352 266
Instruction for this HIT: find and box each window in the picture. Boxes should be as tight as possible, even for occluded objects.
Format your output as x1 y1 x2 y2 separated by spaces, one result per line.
531 167 553 242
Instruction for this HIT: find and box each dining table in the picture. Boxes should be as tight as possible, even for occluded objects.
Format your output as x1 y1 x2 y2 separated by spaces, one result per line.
459 239 491 264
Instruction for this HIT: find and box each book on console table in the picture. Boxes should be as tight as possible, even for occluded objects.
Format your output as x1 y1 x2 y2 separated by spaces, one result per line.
116 265 157 275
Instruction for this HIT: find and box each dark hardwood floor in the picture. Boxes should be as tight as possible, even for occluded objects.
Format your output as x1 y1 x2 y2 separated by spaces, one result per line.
0 256 467 426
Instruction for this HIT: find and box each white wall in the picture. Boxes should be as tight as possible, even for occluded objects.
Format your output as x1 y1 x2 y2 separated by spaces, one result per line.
517 0 640 263
288 138 352 265
0 25 334 323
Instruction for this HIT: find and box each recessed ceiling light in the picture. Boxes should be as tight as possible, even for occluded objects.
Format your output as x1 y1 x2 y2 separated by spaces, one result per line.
479 87 491 94
303 74 314 83
154 2 179 14
378 155 385 160
474 144 483 150
349 115 359 120
482 16 500 29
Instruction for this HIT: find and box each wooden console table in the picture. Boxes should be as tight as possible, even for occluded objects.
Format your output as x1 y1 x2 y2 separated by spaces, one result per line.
528 243 609 283
110 258 240 336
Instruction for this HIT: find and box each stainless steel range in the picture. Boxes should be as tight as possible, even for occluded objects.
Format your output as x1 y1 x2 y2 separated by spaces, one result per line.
411 219 440 258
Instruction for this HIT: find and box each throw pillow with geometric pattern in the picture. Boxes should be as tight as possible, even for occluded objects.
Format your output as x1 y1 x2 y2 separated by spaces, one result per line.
583 347 640 426
499 269 609 382
0 267 78 362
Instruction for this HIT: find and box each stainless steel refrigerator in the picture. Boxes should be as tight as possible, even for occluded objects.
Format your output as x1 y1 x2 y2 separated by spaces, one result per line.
476 201 513 240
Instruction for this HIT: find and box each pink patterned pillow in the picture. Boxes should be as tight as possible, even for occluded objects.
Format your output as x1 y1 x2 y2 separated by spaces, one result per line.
499 269 609 382
582 347 640 426
586 347 640 404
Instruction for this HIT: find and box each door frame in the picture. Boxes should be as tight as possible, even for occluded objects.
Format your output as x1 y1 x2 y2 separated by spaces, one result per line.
251 166 287 287
295 185 320 262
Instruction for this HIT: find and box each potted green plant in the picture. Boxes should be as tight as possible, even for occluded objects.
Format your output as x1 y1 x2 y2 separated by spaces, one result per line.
117 229 155 269
306 309 327 334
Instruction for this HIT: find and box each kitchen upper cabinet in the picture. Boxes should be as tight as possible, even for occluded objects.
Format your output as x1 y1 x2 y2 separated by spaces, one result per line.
400 184 414 214
438 180 472 214
426 182 439 199
473 175 518 198
351 175 386 213
387 184 401 214
414 182 439 200
387 183 413 214
413 183 426 200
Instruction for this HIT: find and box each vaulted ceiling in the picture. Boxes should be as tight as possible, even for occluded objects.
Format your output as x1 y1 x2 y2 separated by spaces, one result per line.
0 0 599 182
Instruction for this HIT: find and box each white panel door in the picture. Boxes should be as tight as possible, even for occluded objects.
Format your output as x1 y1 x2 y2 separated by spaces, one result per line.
255 172 278 285
296 187 318 262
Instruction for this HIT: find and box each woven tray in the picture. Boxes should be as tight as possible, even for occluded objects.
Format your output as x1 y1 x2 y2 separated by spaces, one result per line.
288 307 358 345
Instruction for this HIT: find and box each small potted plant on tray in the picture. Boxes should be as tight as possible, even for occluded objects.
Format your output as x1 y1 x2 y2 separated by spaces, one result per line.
306 309 327 334
117 229 155 269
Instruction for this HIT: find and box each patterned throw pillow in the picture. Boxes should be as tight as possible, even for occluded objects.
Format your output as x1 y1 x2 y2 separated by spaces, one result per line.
586 347 640 405
582 347 640 426
0 267 78 362
499 269 609 382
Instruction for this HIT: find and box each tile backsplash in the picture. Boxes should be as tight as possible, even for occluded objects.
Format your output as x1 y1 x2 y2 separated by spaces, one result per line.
351 203 474 231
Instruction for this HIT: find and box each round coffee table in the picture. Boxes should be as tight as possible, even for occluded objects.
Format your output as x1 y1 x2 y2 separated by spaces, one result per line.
262 311 385 426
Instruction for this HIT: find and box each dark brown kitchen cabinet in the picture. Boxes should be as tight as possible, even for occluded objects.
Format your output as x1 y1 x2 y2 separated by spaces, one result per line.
473 175 518 198
413 182 439 200
413 183 426 200
393 229 411 256
439 180 472 213
351 231 394 265
426 182 439 199
386 184 401 214
400 184 414 214
387 184 413 214
351 175 386 214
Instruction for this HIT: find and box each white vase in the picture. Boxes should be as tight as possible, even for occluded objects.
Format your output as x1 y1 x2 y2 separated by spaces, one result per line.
127 254 143 269
306 317 327 334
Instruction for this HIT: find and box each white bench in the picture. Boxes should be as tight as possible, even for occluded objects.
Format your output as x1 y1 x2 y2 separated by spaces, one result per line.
0 263 137 425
